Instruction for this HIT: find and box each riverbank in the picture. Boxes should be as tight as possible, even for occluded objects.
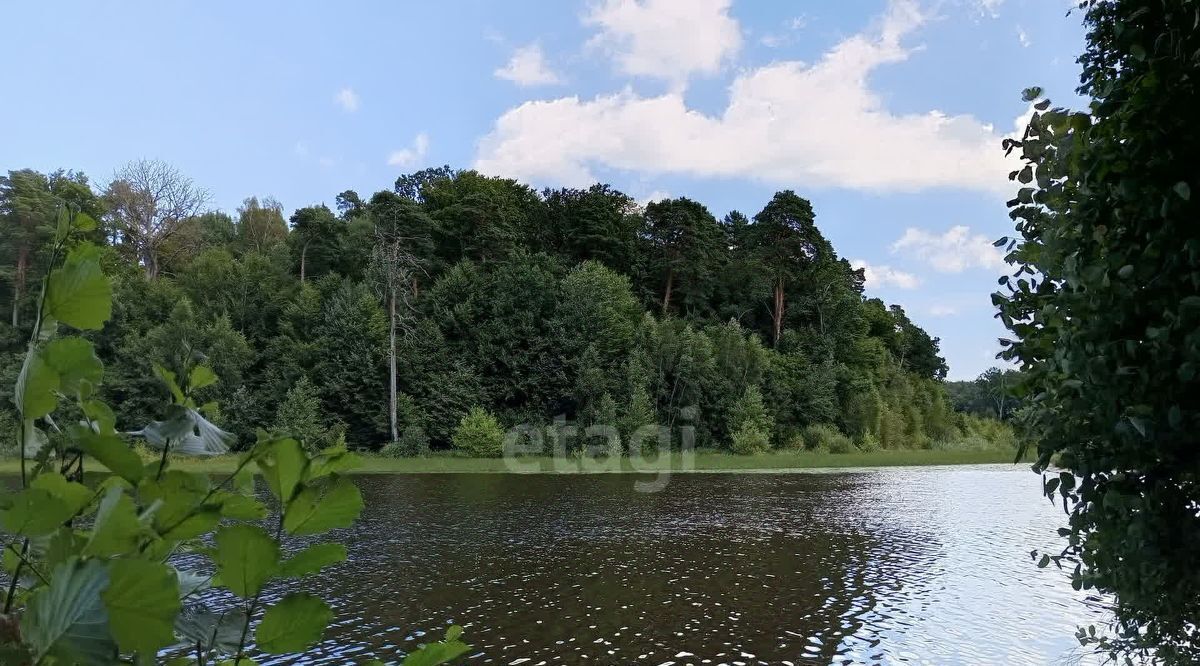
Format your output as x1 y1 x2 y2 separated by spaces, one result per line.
0 448 1024 475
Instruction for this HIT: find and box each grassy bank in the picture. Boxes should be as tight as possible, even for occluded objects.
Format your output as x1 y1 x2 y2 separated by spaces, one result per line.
0 447 1024 475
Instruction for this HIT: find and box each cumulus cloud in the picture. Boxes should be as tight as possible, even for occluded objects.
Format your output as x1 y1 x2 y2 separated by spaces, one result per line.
584 0 741 83
475 0 1016 193
636 189 672 207
495 43 562 86
334 87 360 112
890 225 1005 272
387 133 430 167
851 259 921 290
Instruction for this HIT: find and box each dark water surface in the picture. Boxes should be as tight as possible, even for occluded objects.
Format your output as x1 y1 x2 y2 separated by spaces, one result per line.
249 465 1105 665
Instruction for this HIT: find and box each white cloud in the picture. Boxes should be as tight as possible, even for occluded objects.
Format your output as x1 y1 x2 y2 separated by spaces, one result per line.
890 225 1005 273
1017 26 1031 47
976 0 1004 18
851 259 921 290
387 133 430 167
293 142 309 158
475 0 1017 193
334 87 360 112
584 0 741 83
929 304 958 316
637 189 671 207
495 43 563 86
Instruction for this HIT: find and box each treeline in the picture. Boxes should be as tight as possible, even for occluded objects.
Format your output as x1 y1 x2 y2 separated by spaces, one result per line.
0 162 1008 454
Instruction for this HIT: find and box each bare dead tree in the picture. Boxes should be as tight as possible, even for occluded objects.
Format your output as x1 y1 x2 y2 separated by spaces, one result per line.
368 224 426 443
105 159 209 279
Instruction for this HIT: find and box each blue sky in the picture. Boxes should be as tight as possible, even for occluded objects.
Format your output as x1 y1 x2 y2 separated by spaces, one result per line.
1 0 1086 379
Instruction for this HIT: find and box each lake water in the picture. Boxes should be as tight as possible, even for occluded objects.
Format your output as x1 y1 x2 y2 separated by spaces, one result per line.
236 464 1108 665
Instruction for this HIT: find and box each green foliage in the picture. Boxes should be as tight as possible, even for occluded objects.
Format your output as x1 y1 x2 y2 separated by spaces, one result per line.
1 160 962 460
994 2 1200 660
728 386 773 454
452 406 505 457
803 423 854 454
274 376 329 450
0 218 467 666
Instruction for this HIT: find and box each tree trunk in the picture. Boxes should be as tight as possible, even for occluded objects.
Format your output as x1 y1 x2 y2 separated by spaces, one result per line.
661 268 674 315
772 276 785 346
388 289 399 443
12 246 27 328
411 276 420 299
299 241 309 283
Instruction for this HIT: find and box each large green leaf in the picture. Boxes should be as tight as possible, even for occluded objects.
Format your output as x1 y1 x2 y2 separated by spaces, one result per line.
1 488 72 536
74 428 144 484
102 559 181 657
402 625 470 666
256 438 307 502
213 524 279 598
174 606 247 656
84 486 144 556
279 542 347 578
41 336 103 395
46 243 112 330
15 351 59 420
283 474 364 536
255 593 332 654
139 469 212 536
30 472 94 515
21 558 115 665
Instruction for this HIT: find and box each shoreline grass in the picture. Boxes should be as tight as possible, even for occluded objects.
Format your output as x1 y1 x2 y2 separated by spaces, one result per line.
0 447 1025 475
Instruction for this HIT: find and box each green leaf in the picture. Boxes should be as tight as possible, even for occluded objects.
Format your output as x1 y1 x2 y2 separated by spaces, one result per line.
174 606 247 656
2 488 72 536
15 351 59 420
1174 181 1192 201
41 337 103 395
154 364 186 404
74 429 144 483
283 475 364 536
307 446 361 480
30 472 94 515
279 542 347 578
256 438 308 502
214 491 268 520
102 559 181 657
46 243 112 331
189 364 218 391
255 592 333 654
402 625 470 666
84 486 144 557
214 523 280 598
21 558 115 665
217 659 259 666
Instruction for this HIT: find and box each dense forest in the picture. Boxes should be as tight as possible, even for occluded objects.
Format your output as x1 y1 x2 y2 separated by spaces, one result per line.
0 162 1008 455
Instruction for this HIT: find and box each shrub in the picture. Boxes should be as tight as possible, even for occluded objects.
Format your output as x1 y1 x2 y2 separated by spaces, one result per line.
452 407 505 457
730 427 770 454
856 431 881 452
804 423 853 454
727 386 773 454
379 441 406 458
273 376 328 451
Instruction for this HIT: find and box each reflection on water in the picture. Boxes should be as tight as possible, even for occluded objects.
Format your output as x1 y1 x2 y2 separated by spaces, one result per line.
233 465 1105 664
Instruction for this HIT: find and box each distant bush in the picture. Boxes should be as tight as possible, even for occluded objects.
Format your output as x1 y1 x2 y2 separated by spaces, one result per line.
379 441 407 458
727 386 773 454
856 431 881 452
804 423 854 454
452 407 505 457
731 427 771 455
